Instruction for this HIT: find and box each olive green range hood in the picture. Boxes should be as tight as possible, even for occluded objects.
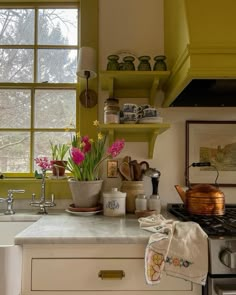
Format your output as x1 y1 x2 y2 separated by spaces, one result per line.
163 0 236 107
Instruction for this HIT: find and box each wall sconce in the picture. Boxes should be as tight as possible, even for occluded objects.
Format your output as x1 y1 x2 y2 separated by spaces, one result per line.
77 47 97 108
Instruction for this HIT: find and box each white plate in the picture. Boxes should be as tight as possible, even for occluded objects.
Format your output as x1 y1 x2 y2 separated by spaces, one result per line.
65 209 103 216
139 117 163 124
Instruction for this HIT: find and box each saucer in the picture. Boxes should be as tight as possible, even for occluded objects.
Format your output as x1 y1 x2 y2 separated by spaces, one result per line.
68 203 102 212
65 209 103 216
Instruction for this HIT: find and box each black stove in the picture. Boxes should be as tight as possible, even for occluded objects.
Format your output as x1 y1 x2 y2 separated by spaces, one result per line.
167 203 236 237
168 204 236 295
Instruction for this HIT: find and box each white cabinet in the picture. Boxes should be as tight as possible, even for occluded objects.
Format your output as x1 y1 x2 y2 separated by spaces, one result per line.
21 244 201 295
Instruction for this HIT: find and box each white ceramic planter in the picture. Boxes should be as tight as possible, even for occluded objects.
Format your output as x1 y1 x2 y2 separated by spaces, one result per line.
68 179 103 208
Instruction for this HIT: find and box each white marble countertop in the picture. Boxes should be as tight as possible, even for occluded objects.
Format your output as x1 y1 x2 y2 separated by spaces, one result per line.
13 210 174 245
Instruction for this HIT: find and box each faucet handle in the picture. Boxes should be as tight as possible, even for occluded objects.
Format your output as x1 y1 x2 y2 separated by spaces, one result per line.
51 193 56 205
8 189 25 194
31 193 36 202
8 189 25 198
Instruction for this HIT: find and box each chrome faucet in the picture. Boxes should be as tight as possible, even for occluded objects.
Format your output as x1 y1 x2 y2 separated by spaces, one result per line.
30 169 56 214
0 189 25 215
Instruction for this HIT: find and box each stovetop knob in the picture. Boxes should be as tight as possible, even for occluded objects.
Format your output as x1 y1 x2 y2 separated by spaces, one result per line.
220 248 236 269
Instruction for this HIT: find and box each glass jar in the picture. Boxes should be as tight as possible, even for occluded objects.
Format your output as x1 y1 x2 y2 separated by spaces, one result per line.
123 56 135 71
138 56 151 71
153 55 167 71
107 55 120 71
147 194 161 214
135 194 147 211
104 97 120 124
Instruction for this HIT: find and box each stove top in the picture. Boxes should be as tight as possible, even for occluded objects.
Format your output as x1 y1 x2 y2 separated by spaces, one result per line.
167 203 236 236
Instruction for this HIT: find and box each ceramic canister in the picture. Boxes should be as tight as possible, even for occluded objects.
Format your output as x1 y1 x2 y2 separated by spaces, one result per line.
103 188 126 217
120 181 145 213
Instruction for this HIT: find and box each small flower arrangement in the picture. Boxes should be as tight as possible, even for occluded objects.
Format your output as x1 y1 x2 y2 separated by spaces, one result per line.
67 120 125 181
35 157 52 171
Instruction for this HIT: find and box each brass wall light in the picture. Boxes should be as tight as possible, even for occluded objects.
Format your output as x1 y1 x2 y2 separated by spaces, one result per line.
77 47 97 108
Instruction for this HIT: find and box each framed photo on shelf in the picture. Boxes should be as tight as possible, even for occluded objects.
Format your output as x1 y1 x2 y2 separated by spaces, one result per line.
186 120 236 187
107 160 118 178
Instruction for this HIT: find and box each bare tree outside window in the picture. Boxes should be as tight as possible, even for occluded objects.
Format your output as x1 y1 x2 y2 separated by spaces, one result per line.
0 7 78 174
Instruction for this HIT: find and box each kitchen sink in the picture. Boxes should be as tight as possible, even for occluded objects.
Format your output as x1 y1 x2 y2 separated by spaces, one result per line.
0 213 40 295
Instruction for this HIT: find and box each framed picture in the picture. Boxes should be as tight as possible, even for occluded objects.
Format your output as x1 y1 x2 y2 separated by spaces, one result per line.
186 120 236 187
107 160 118 178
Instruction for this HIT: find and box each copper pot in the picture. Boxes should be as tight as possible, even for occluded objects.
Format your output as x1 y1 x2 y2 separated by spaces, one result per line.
174 162 225 216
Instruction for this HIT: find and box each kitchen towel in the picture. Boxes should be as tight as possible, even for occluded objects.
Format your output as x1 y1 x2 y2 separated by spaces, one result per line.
139 215 208 286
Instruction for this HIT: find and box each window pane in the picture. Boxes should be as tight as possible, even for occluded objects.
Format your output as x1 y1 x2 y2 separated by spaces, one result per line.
34 131 73 168
38 49 77 83
0 49 33 82
38 9 78 45
0 9 34 45
0 90 31 128
34 89 76 128
0 132 30 172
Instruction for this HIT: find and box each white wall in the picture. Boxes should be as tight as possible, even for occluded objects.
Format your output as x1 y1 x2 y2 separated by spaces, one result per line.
99 0 236 206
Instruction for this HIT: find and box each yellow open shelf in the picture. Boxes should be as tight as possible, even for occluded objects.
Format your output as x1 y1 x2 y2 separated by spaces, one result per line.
100 71 170 105
100 123 170 158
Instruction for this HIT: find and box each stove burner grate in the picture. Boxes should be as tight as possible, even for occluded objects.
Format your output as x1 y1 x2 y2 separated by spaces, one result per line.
167 204 236 236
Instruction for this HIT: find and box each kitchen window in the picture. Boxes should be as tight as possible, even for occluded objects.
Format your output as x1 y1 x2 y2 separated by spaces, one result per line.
0 4 79 176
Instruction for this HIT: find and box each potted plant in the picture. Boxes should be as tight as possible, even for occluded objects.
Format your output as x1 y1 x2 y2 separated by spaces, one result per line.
50 141 70 177
66 120 125 208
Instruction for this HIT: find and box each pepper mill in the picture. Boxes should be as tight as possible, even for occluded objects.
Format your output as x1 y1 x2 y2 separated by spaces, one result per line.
144 168 161 213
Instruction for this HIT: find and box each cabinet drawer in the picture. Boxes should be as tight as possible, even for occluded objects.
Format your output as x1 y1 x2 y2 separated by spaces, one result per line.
32 258 192 291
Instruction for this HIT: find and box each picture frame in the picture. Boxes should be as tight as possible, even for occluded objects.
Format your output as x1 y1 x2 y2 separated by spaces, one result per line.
186 120 236 187
107 160 118 178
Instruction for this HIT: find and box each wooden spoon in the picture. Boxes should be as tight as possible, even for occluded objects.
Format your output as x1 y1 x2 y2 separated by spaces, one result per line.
118 161 132 181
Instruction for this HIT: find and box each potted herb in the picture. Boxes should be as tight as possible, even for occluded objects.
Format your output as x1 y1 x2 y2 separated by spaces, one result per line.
50 141 69 177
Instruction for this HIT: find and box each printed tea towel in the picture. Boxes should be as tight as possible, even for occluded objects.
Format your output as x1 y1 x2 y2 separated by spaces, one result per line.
138 215 208 286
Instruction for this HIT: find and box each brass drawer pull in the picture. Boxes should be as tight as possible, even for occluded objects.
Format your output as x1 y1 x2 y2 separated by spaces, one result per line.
98 270 125 280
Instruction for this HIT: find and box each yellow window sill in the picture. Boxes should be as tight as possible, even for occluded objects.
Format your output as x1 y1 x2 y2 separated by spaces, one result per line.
0 178 71 200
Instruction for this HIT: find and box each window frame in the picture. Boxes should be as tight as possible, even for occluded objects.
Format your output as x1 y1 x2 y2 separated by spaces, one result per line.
0 3 80 177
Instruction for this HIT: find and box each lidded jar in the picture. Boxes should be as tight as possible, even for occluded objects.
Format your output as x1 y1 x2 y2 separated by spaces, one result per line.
104 97 120 124
135 194 147 211
138 56 151 71
107 55 120 70
153 55 167 71
103 188 126 217
123 56 135 71
148 195 161 214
